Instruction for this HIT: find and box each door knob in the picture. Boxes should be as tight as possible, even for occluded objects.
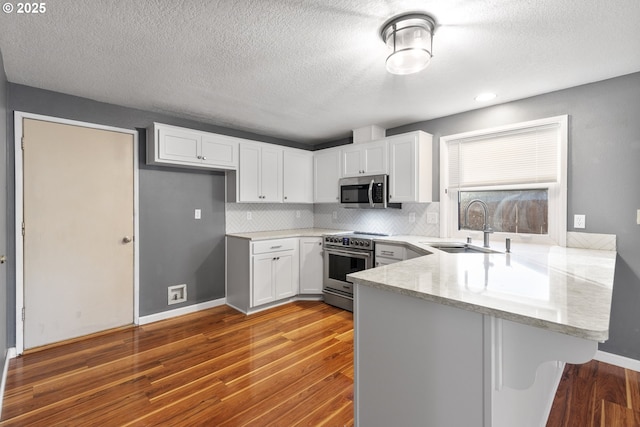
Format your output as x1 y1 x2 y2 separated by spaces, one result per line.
0 255 6 264
122 236 133 244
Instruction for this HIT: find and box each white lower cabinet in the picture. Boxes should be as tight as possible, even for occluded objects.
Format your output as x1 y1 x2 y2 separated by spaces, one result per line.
252 251 297 306
226 236 305 313
299 237 323 294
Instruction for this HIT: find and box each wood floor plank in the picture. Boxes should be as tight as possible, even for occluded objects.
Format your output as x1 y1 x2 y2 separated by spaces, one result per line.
0 302 355 426
548 360 640 427
601 400 640 427
3 300 638 427
628 368 640 409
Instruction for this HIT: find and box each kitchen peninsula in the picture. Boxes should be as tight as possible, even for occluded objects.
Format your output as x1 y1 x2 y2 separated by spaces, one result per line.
348 236 617 427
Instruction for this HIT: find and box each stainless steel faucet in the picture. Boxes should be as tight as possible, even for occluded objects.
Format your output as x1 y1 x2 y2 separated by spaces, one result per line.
464 199 493 248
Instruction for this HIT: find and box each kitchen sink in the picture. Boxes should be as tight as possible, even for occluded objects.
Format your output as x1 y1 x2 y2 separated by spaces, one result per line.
422 242 502 254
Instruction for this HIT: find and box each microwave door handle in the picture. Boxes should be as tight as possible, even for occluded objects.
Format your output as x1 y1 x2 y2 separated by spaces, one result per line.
368 179 374 207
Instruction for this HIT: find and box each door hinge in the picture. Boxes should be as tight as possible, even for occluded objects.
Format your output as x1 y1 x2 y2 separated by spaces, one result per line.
22 222 25 236
21 137 25 150
22 307 25 322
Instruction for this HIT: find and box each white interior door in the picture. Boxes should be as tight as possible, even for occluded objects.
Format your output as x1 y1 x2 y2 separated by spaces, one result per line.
22 118 135 350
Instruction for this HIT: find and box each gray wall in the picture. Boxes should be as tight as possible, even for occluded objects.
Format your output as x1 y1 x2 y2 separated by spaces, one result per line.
4 83 302 343
387 72 640 359
0 49 7 354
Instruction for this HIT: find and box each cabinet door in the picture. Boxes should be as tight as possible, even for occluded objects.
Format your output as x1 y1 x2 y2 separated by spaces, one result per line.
201 134 238 169
283 149 313 203
274 252 297 299
158 127 200 164
388 136 417 202
239 144 262 202
260 146 283 202
363 140 388 175
252 254 275 306
341 146 364 177
388 132 432 203
314 149 341 203
299 238 323 294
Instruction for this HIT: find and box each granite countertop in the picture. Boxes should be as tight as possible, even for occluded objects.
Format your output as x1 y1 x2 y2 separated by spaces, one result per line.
349 235 617 341
226 228 346 241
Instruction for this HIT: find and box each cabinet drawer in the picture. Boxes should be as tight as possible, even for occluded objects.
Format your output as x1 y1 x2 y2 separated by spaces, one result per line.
252 238 297 255
375 243 405 260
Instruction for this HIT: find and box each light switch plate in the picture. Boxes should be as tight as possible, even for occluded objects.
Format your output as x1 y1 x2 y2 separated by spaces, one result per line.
246 211 252 220
637 209 640 225
427 213 439 224
574 214 586 229
408 212 416 223
194 209 201 219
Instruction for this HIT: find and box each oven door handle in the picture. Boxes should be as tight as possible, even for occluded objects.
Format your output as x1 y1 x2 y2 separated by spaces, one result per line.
324 248 372 259
368 179 374 207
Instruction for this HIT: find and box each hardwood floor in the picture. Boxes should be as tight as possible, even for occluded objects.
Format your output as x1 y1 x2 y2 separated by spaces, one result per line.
547 359 640 427
3 300 639 426
0 301 354 427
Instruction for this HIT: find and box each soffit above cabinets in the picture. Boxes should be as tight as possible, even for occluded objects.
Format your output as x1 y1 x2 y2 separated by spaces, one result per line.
0 0 638 145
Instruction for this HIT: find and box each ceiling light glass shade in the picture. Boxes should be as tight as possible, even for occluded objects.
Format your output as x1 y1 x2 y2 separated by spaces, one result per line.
381 14 436 75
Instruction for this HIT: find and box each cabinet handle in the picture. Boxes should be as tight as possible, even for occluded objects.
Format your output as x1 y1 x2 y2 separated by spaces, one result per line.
202 156 207 160
270 245 282 249
284 196 287 200
381 250 394 256
196 155 202 159
389 195 392 199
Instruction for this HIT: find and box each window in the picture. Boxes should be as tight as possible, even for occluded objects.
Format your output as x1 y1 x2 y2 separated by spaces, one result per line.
440 116 568 246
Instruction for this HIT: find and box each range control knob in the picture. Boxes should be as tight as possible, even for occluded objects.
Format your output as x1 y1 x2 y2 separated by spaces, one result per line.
364 241 370 247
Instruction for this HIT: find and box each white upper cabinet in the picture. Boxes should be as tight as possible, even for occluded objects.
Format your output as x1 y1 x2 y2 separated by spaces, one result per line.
387 131 433 203
237 142 283 202
147 123 238 170
283 148 313 203
313 147 342 203
341 139 388 177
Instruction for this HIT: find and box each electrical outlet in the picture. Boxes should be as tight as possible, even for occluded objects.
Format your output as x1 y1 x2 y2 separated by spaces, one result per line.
296 210 301 218
427 212 439 224
247 211 252 220
332 211 337 220
574 214 586 229
408 212 416 223
194 209 201 219
637 209 640 225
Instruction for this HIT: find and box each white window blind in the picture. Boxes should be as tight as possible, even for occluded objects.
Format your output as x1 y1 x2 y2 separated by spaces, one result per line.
447 124 560 188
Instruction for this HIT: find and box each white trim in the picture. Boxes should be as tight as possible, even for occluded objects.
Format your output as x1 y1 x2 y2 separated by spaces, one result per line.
595 350 640 372
541 361 566 425
138 298 227 325
14 112 140 355
439 115 568 246
0 347 17 419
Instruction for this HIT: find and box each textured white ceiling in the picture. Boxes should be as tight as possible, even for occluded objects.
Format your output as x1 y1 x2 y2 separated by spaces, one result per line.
1 0 639 145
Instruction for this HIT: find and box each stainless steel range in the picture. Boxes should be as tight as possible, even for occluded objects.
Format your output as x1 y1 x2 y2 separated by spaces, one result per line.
322 232 385 312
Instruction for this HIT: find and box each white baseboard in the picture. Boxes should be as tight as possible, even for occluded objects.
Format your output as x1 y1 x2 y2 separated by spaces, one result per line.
0 347 17 419
138 298 227 325
595 350 640 371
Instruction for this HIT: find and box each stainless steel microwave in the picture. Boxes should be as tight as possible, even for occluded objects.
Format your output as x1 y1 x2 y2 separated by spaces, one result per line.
339 174 398 209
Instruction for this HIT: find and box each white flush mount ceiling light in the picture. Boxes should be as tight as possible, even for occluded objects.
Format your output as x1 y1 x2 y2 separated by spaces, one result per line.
381 13 436 75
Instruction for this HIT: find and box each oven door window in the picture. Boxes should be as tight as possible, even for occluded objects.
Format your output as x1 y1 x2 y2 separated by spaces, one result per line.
328 252 367 282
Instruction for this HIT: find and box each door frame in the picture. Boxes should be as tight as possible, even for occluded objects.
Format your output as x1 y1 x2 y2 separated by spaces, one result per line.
14 111 140 354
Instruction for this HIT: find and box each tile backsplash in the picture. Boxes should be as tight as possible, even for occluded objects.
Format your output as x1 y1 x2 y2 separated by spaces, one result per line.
225 203 314 233
226 202 440 237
